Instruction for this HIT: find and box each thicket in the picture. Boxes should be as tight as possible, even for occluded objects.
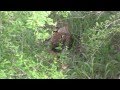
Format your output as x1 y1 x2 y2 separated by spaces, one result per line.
0 11 120 79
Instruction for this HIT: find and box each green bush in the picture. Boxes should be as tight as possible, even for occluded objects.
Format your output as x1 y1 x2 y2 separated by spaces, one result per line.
0 11 120 79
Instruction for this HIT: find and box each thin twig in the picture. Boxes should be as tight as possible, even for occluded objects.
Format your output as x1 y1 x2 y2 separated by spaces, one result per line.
105 18 120 29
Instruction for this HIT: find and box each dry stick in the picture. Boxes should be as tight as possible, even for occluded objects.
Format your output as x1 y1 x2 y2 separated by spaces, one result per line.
105 18 120 29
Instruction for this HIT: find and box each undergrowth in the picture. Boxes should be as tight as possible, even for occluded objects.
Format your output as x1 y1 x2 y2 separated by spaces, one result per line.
0 11 120 79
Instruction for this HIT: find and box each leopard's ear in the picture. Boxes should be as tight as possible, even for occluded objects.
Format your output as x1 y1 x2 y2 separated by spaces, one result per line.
61 35 65 38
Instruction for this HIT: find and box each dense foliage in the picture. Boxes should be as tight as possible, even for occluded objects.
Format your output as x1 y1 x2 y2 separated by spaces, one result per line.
0 11 120 79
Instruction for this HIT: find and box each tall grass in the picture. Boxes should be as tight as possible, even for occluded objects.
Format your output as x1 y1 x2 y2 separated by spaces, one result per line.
0 11 120 79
